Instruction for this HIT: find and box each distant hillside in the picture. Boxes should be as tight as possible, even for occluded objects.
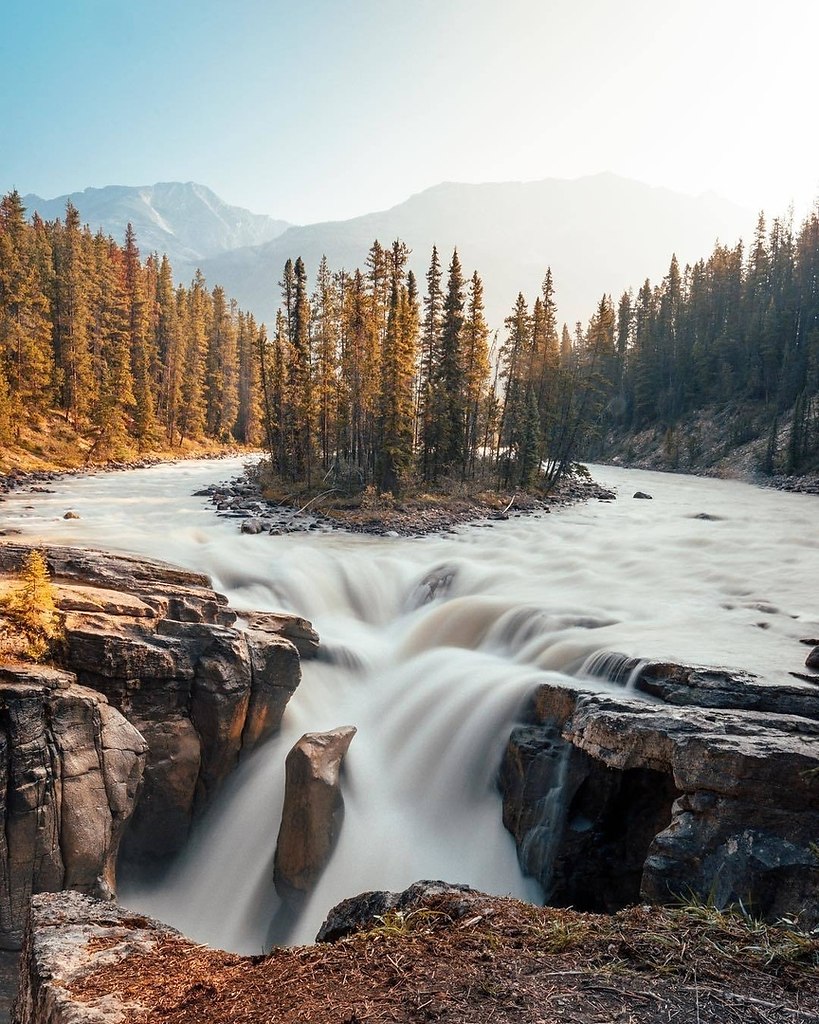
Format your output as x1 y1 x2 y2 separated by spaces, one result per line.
198 174 753 330
22 182 290 278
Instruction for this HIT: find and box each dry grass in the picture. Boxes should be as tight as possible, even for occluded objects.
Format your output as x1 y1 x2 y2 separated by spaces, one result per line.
67 893 819 1023
0 411 252 474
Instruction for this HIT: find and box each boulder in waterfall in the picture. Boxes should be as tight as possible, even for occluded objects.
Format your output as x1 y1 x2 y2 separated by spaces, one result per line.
63 510 80 519
274 726 356 901
806 645 819 670
238 608 320 659
632 491 653 499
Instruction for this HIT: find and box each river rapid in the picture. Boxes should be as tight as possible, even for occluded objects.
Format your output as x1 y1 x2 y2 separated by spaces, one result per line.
2 459 817 951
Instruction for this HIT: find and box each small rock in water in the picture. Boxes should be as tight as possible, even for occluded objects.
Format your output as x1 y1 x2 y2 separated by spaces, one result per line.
692 512 722 521
806 646 819 671
633 491 653 500
63 511 80 519
240 517 266 535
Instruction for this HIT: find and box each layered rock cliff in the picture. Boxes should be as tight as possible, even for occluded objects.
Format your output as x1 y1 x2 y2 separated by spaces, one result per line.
0 542 314 946
500 659 819 927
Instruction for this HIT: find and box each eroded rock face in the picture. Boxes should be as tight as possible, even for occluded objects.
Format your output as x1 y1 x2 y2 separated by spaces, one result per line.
0 667 146 949
500 666 819 926
274 726 356 902
0 543 308 863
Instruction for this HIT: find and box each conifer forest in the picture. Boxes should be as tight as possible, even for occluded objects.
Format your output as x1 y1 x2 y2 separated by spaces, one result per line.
2 189 818 486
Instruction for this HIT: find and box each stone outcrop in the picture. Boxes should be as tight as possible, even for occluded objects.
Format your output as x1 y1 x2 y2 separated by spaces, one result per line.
500 660 819 926
237 609 320 660
316 880 474 942
0 542 310 866
274 726 356 902
13 892 182 1024
0 666 146 949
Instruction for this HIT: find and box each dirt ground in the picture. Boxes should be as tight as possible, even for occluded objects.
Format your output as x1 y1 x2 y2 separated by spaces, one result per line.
67 891 819 1024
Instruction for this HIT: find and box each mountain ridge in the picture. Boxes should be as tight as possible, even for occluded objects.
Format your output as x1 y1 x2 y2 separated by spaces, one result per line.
198 173 753 329
22 181 291 274
21 175 754 330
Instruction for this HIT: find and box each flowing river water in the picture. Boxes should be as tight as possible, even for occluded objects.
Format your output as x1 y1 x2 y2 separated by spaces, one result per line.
3 459 818 952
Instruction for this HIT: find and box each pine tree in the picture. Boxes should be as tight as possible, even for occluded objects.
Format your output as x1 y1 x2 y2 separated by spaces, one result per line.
419 246 443 481
155 255 183 442
123 223 158 444
461 271 491 478
378 241 415 494
0 191 54 434
311 255 340 470
52 201 95 424
1 549 62 662
435 248 467 476
177 271 209 442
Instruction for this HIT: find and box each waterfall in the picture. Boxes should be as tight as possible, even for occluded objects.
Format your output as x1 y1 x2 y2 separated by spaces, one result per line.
5 456 818 952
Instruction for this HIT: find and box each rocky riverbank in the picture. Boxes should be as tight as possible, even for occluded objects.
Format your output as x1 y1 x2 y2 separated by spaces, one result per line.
596 407 819 494
198 466 617 537
0 449 253 508
14 886 819 1023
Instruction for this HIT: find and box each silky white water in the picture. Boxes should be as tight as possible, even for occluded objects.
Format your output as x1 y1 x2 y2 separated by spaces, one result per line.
3 459 818 950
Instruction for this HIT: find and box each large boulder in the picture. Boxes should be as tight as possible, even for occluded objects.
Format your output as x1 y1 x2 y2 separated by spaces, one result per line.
274 726 356 902
500 666 819 926
0 666 146 949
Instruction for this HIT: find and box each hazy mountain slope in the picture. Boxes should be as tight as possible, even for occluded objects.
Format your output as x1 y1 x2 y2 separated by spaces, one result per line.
22 182 290 274
199 174 753 330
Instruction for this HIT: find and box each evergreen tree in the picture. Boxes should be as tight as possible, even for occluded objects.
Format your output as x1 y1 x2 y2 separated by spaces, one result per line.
419 246 443 480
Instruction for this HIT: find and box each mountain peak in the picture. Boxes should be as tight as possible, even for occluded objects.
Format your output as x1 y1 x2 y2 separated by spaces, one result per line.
22 182 290 270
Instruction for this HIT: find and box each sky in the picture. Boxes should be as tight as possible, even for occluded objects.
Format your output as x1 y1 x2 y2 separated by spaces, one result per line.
2 0 818 224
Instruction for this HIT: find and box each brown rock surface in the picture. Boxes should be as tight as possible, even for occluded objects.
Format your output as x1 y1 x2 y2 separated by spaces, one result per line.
238 609 320 659
274 726 356 901
0 667 146 949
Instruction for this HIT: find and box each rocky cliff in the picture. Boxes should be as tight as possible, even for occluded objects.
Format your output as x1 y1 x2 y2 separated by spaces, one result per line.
0 667 145 950
0 542 314 946
500 659 819 927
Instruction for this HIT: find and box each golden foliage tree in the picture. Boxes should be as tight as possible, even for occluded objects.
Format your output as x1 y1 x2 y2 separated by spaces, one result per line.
1 549 63 662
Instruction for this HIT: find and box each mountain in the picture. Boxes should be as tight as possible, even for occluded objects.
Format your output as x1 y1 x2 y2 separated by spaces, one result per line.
22 182 290 276
198 174 754 330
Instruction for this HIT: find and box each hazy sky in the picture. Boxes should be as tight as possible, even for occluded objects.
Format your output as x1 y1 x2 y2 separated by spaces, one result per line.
2 0 817 223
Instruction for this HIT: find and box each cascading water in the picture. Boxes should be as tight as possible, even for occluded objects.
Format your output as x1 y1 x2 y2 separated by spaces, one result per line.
4 457 818 951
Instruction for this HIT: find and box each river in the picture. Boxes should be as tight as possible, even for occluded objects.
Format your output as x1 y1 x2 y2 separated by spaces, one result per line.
3 459 817 951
